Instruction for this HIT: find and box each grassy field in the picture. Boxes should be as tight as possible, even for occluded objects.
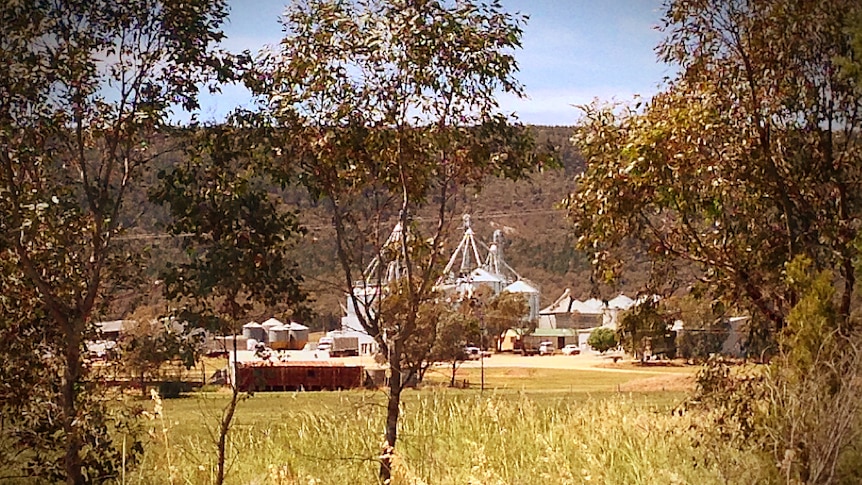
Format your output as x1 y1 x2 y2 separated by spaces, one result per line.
114 363 775 484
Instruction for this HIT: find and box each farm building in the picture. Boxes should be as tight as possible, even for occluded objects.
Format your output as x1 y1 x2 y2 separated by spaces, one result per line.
233 361 365 392
672 315 750 358
536 291 651 352
95 319 131 340
227 349 368 391
538 291 641 331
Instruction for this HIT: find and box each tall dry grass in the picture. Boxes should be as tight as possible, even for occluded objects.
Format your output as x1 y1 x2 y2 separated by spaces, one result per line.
129 390 775 484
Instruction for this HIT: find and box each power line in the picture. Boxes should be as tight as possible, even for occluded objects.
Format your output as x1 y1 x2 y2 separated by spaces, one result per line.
113 208 566 241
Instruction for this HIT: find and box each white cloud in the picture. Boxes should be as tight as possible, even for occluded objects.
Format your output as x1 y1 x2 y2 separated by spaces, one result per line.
497 86 658 125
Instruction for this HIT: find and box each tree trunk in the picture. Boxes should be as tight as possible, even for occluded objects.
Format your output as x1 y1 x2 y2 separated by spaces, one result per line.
62 321 83 485
216 339 240 485
450 361 457 387
216 386 239 485
380 349 403 482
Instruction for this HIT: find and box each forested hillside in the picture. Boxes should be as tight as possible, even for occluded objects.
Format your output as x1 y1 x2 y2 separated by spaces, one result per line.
114 125 649 328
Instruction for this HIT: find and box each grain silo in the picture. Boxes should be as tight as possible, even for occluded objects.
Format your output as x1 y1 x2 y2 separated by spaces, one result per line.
286 321 309 350
242 321 267 343
268 323 291 350
261 317 282 336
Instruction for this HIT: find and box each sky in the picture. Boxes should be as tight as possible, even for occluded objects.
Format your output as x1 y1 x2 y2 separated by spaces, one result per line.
198 0 673 126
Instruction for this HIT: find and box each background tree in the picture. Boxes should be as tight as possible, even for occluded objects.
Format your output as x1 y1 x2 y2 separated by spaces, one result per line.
587 327 617 354
251 0 545 479
0 1 229 482
151 121 307 485
428 302 481 387
481 290 531 351
617 299 676 361
670 294 731 362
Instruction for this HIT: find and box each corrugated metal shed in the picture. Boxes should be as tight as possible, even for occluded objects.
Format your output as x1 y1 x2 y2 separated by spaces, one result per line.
235 361 364 392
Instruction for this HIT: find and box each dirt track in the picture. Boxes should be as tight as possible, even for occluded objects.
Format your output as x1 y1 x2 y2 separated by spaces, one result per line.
342 351 693 375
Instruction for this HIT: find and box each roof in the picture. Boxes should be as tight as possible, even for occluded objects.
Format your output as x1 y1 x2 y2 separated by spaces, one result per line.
243 321 263 328
540 288 572 314
607 294 635 310
286 321 309 331
530 328 576 337
504 280 539 294
570 299 604 314
239 360 360 368
96 320 129 334
262 317 284 327
469 267 504 283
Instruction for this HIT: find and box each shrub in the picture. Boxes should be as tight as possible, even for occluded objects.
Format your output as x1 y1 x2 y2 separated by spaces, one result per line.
587 327 617 353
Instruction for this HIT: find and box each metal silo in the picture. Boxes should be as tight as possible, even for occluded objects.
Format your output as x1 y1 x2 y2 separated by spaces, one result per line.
242 321 266 343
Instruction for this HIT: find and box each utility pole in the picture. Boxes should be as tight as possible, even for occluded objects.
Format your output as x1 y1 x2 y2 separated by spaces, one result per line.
480 310 485 393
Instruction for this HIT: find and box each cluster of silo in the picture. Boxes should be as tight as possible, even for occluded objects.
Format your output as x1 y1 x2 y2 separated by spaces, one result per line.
244 318 309 351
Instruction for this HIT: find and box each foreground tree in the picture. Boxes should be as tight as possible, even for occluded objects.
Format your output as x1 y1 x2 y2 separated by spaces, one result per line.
0 1 229 482
252 0 545 479
569 0 862 338
570 0 862 480
151 122 307 485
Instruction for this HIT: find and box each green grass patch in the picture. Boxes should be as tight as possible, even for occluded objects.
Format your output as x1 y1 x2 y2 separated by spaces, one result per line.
422 365 673 393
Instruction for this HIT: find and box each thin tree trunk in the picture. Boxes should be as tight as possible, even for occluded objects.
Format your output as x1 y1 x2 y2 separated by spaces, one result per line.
450 361 457 387
216 337 240 485
62 321 83 485
380 348 403 482
216 387 239 485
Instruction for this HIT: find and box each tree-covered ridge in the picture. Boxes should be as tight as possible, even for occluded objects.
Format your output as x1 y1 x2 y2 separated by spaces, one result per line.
102 124 602 326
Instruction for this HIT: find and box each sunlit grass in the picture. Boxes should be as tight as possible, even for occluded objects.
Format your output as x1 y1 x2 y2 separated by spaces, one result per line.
131 386 774 484
120 363 778 484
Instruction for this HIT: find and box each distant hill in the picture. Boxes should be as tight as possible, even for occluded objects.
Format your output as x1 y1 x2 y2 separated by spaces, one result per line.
111 125 650 328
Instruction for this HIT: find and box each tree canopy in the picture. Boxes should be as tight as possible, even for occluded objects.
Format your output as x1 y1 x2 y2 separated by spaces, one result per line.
0 0 230 481
569 0 862 337
250 0 544 480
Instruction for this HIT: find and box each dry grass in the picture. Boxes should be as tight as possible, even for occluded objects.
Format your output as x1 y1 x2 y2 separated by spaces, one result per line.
121 364 773 484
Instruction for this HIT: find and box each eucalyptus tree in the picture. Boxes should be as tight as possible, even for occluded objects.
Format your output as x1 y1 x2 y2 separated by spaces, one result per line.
0 0 230 482
250 0 545 479
569 0 862 338
569 0 862 480
428 303 481 387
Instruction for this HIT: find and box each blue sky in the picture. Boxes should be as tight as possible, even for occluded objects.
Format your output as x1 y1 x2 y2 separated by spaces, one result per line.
199 0 672 126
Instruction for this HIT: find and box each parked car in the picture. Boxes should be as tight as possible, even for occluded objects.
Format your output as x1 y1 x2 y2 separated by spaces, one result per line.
561 344 581 355
538 341 555 355
464 346 482 360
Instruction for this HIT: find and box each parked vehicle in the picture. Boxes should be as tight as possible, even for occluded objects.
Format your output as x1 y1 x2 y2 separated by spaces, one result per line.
561 344 580 355
464 346 482 360
538 341 555 355
318 336 359 357
519 336 542 355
